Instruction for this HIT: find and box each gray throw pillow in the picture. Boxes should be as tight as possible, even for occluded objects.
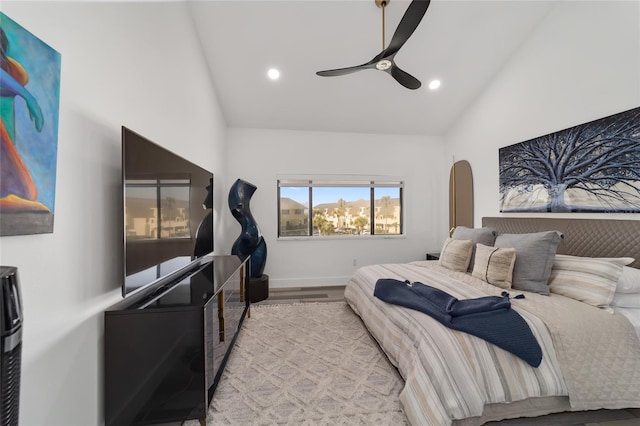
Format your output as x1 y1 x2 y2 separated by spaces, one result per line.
494 231 563 295
452 226 497 272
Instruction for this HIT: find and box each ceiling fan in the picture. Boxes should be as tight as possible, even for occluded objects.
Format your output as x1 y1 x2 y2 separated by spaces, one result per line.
316 0 431 90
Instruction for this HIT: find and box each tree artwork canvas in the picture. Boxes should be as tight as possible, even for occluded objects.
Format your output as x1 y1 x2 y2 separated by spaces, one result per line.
499 107 640 213
0 13 61 235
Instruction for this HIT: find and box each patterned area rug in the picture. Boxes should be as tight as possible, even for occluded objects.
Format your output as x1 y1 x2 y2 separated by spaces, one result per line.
184 302 408 425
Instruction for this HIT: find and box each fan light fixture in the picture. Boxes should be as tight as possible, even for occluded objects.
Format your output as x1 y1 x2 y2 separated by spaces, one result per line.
376 60 392 71
428 79 441 90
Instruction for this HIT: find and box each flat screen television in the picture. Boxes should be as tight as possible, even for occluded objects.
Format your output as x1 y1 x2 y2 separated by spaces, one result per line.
121 126 213 297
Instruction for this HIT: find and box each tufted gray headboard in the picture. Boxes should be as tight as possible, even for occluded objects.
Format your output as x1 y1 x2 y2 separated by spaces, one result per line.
482 217 640 269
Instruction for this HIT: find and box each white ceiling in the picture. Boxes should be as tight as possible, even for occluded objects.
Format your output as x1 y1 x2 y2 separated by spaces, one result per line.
188 0 555 136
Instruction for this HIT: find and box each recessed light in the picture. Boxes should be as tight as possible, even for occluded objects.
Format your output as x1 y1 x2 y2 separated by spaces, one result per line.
428 79 441 90
267 68 280 80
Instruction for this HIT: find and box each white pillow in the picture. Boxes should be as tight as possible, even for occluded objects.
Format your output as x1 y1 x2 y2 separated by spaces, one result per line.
615 266 640 294
548 255 624 311
612 292 640 309
604 257 636 266
554 254 634 266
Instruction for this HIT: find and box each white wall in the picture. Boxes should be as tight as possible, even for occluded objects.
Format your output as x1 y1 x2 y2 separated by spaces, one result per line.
226 128 448 287
445 0 640 224
0 2 228 425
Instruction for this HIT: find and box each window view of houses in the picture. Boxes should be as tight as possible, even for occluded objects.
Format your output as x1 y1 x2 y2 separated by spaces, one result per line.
279 185 402 237
125 180 191 240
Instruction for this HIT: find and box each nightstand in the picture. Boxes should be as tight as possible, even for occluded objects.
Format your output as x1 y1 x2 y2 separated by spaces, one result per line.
426 252 440 261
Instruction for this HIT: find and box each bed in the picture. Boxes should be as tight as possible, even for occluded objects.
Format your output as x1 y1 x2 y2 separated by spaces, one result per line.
344 217 640 425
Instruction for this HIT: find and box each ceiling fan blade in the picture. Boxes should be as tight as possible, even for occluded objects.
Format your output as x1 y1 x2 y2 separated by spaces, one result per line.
384 0 431 58
389 65 422 90
316 65 367 77
316 59 378 77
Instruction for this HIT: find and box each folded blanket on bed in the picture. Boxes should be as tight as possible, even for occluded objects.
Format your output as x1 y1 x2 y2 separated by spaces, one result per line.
374 278 542 367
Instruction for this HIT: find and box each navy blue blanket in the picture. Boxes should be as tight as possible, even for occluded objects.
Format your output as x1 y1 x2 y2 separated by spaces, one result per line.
374 278 542 367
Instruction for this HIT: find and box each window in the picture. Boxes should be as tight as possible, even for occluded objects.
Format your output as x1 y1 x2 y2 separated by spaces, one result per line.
278 178 403 238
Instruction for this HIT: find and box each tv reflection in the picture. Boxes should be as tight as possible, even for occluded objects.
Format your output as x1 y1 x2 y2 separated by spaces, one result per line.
194 177 214 258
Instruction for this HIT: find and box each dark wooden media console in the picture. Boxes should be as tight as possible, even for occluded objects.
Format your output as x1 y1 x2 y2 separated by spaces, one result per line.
104 255 249 426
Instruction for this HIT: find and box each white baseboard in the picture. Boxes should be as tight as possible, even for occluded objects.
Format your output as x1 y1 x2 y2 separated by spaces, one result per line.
268 276 350 289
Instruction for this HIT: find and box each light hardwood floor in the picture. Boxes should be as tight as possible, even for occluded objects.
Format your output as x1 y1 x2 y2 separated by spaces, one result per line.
258 286 640 426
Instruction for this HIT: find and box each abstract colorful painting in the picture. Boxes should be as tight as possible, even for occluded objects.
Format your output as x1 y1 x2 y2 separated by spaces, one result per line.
500 106 640 213
1 13 61 235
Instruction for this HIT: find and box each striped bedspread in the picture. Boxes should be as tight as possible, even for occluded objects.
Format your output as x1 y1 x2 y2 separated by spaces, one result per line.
345 261 640 425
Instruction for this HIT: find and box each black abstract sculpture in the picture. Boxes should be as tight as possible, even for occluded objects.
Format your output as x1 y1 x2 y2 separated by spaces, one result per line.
228 179 267 278
194 177 214 258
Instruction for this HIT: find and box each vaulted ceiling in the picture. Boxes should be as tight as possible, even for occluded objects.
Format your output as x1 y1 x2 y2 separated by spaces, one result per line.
188 0 555 136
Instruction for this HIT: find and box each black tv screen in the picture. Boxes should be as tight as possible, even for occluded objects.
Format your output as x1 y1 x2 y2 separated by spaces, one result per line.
121 126 213 297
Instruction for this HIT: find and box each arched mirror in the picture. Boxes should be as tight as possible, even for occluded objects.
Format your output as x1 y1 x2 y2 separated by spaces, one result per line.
449 160 473 234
